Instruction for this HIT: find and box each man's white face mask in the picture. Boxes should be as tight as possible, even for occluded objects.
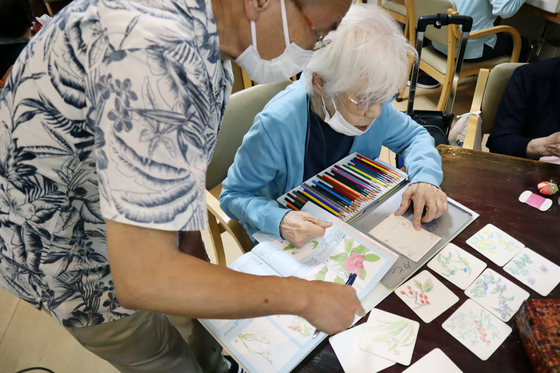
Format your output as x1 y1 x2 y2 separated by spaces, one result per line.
235 0 314 84
321 97 375 137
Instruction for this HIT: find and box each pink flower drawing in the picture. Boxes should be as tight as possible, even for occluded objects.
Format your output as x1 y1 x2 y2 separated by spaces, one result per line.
344 252 365 276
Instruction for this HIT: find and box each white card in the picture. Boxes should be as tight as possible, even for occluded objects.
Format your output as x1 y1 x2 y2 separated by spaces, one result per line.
369 214 441 262
504 247 560 296
402 348 462 373
442 299 512 361
427 243 487 290
466 224 524 266
330 324 396 373
395 270 459 323
465 268 529 322
359 308 420 366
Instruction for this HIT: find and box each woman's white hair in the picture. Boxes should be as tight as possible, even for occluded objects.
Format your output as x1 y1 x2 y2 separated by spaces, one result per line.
304 3 417 102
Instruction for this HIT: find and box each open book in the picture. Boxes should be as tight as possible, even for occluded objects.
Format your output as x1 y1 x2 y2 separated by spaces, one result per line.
200 203 398 373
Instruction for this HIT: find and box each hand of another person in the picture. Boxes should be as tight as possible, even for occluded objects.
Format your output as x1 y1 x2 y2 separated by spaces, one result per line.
394 182 448 231
299 280 365 335
526 132 560 159
279 211 333 249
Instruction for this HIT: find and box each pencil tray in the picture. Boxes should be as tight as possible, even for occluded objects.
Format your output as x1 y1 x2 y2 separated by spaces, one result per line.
277 152 408 222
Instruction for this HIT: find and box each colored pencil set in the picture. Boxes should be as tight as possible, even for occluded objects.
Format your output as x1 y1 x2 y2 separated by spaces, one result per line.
277 152 407 222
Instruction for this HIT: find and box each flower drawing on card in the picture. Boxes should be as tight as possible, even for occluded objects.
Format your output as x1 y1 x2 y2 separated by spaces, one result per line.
400 278 432 310
465 269 529 322
445 304 499 347
327 237 380 283
505 253 544 286
468 272 514 321
504 248 560 297
468 228 517 255
437 251 471 277
360 309 419 366
442 299 512 361
367 319 416 356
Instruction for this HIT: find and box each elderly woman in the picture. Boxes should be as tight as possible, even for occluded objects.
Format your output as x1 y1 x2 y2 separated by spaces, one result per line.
220 4 448 248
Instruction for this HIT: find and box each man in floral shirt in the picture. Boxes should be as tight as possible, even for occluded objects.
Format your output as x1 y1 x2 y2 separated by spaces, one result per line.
0 0 360 371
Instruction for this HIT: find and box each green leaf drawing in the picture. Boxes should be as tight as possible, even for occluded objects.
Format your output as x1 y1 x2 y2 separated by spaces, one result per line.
359 268 367 281
422 278 433 294
364 254 380 262
334 276 345 285
313 266 328 281
354 244 367 255
345 238 354 255
283 243 295 251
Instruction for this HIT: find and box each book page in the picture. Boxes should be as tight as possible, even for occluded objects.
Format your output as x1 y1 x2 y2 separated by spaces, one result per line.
250 203 397 304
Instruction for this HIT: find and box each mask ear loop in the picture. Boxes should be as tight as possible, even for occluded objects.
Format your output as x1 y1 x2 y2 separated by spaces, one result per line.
250 21 258 48
279 0 291 48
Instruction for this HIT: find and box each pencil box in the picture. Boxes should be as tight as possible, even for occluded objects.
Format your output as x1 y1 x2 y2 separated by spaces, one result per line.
276 152 408 222
516 299 560 373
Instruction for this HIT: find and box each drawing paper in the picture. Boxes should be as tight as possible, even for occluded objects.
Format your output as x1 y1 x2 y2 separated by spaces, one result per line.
466 224 524 266
329 324 396 373
465 268 529 322
402 348 462 373
427 243 487 290
442 299 512 361
504 247 560 296
395 270 459 323
359 308 420 366
369 214 441 262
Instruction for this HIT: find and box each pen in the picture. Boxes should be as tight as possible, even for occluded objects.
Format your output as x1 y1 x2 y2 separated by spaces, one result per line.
312 272 358 339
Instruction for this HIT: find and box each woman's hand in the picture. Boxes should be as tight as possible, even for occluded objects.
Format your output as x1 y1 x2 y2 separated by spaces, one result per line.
279 211 333 248
394 183 448 230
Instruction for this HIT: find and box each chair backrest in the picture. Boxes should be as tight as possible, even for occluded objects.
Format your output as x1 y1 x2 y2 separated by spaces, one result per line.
413 0 456 45
480 62 526 134
206 80 292 190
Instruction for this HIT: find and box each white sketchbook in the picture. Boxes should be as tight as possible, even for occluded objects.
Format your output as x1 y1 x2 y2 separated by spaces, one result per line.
200 203 398 373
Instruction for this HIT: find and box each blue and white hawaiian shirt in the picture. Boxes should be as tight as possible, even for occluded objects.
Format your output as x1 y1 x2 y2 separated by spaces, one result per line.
0 0 233 327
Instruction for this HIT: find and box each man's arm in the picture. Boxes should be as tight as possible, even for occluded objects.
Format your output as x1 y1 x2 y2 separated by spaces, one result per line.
106 219 364 335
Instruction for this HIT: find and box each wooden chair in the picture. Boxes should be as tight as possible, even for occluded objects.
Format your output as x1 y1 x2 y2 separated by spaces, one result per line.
411 0 522 111
0 66 13 90
378 0 415 45
206 79 293 265
463 63 526 150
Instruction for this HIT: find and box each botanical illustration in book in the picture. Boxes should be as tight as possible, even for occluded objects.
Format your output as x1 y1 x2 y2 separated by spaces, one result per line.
283 240 320 255
232 319 300 373
326 236 380 283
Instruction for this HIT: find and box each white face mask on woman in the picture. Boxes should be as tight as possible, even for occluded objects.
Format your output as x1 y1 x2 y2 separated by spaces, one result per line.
321 97 375 136
235 0 314 84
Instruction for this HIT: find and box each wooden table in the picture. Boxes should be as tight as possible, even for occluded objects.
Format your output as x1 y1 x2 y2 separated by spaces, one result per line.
295 146 560 373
